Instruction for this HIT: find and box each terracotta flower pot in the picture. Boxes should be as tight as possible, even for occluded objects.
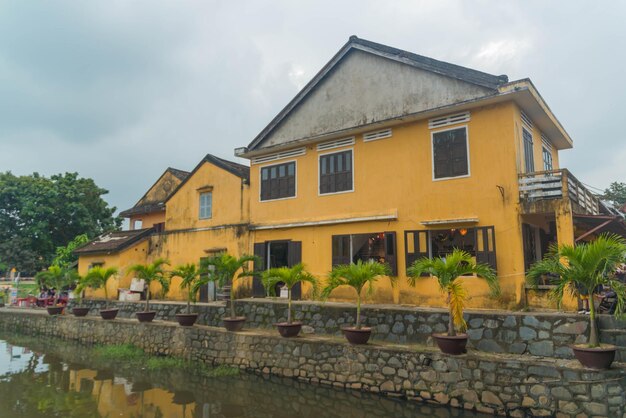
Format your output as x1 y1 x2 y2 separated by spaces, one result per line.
276 322 302 338
100 308 119 320
136 311 157 323
72 307 90 317
175 313 198 327
342 327 372 344
223 316 246 332
572 344 616 369
432 333 468 355
47 306 64 316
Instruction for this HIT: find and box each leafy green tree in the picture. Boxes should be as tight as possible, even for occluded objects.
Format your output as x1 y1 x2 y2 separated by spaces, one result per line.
0 172 121 272
199 254 259 319
322 260 393 329
171 263 206 314
527 234 626 347
261 263 318 324
82 266 118 307
603 181 626 208
52 234 89 268
407 249 499 337
127 258 170 312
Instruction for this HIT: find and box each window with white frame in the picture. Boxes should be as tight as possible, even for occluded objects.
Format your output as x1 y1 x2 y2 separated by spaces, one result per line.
199 191 212 219
260 161 296 201
319 150 353 194
432 127 469 179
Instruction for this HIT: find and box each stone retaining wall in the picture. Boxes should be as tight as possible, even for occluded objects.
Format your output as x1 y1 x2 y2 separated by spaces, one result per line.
68 298 626 361
1 309 624 418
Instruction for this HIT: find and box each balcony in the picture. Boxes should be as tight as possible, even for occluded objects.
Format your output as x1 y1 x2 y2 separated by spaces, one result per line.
518 169 600 215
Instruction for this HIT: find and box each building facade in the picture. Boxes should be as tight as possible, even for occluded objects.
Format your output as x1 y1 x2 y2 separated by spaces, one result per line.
77 37 625 309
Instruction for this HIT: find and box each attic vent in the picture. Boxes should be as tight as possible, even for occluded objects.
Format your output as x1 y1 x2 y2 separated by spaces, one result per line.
363 129 392 142
541 134 552 150
316 137 355 151
428 112 470 129
521 111 533 130
251 148 306 165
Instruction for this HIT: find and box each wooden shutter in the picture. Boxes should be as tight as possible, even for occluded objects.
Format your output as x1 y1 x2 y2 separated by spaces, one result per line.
384 231 397 276
252 243 266 297
475 226 497 272
332 235 351 267
404 230 430 276
288 241 302 300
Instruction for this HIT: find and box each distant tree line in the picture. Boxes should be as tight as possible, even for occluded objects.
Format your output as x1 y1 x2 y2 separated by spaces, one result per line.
0 172 121 275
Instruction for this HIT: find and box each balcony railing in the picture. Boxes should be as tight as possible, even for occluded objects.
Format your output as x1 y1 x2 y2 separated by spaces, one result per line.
518 169 600 215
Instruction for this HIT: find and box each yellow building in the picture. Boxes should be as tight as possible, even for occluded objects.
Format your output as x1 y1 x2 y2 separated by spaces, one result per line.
237 36 624 309
76 155 250 301
78 37 625 310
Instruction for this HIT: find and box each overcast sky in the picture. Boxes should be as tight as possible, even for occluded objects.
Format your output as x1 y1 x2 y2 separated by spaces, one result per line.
2 1 625 214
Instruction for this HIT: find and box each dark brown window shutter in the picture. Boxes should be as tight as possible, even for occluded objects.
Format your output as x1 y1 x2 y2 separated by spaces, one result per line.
404 230 430 276
331 235 351 266
475 226 497 272
252 243 266 297
384 231 397 276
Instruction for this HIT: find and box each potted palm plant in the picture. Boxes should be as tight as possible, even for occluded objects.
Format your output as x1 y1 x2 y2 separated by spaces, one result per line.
261 263 318 337
527 233 626 369
35 266 79 315
201 253 259 331
322 260 393 344
127 258 170 323
407 249 499 355
171 262 205 326
83 266 119 319
71 274 91 317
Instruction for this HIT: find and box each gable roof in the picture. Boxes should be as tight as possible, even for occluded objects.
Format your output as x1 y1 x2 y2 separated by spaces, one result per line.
245 36 509 152
164 154 250 204
119 167 190 218
73 228 153 255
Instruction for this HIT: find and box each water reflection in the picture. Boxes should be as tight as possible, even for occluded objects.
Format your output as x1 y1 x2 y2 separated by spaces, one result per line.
0 335 489 418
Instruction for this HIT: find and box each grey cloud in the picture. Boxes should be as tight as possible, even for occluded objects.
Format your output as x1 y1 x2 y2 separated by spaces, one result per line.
1 0 624 213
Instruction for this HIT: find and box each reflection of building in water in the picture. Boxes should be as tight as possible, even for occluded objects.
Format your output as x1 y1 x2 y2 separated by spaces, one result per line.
70 369 196 418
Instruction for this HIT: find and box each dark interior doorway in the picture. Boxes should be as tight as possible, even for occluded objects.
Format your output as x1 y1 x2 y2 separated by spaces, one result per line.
252 240 302 299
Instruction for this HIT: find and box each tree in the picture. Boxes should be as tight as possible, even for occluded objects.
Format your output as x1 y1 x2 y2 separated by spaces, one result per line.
200 254 259 319
127 258 170 312
407 249 499 337
52 234 89 268
261 263 318 324
322 260 393 329
0 172 121 273
602 181 626 208
527 234 626 347
171 263 206 314
82 266 118 307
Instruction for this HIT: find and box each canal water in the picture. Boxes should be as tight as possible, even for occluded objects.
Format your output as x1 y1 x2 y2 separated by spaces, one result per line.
0 333 490 418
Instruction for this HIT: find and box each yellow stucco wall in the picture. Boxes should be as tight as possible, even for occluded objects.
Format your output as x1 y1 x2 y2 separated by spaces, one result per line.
165 161 249 230
129 211 165 229
249 102 531 309
77 240 149 300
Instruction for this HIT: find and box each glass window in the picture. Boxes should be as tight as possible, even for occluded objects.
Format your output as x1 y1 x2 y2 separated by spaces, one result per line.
260 162 296 201
319 150 353 194
542 146 553 171
523 128 535 173
432 127 469 179
199 192 212 219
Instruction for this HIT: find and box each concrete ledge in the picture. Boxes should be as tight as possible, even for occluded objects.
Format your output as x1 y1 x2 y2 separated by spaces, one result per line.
1 308 624 417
